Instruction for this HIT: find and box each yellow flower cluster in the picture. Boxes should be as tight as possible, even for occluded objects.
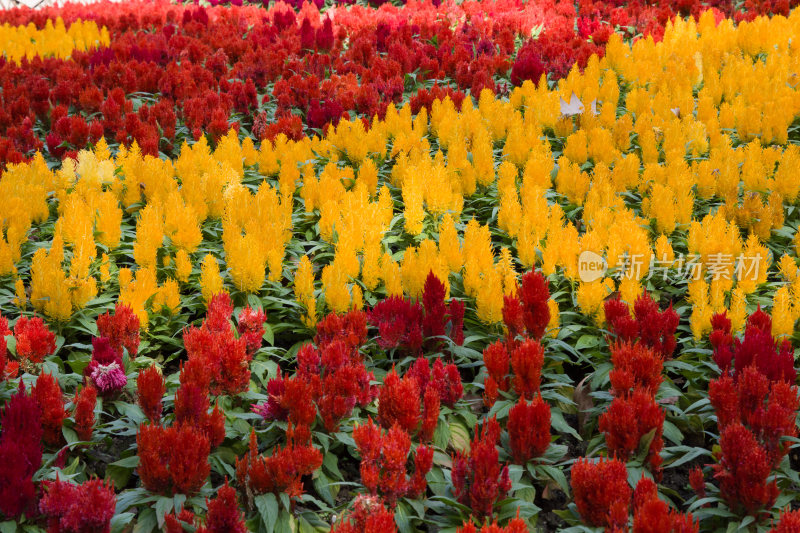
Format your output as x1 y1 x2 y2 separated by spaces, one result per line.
5 9 800 341
1 18 110 64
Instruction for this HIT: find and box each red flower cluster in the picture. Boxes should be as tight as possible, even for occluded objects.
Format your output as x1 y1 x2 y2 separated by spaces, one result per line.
451 417 511 518
235 428 323 508
331 494 397 533
314 309 368 352
38 478 116 533
608 342 663 398
369 272 464 354
405 356 463 408
770 509 800 533
599 389 665 477
183 293 252 396
96 304 140 358
502 270 551 341
353 418 433 506
709 309 796 383
0 384 43 518
508 396 551 463
137 366 165 423
237 306 267 356
482 338 544 405
631 476 699 533
32 373 67 447
0 321 19 382
174 363 226 448
73 385 97 441
164 480 248 533
14 315 56 364
137 423 211 495
713 423 780 515
570 457 631 528
604 292 679 359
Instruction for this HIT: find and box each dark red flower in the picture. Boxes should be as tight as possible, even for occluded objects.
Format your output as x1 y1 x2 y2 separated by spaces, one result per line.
0 383 42 518
508 396 551 463
73 385 97 442
204 480 247 533
511 339 544 400
39 478 116 533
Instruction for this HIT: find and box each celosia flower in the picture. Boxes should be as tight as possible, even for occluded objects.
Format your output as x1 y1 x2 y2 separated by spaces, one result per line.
237 306 267 356
39 478 116 533
73 385 97 442
314 310 368 352
483 341 510 405
0 384 43 518
689 466 705 499
451 417 511 518
137 423 211 496
609 342 663 398
378 367 421 434
599 389 665 475
137 366 165 423
32 372 67 447
508 396 551 463
457 515 530 533
570 457 631 528
173 382 226 448
235 428 322 509
90 362 128 396
713 423 778 515
771 509 800 533
96 304 140 358
419 386 440 443
332 495 397 533
14 315 56 364
353 419 433 507
203 479 248 533
369 295 424 353
511 339 544 400
605 293 679 358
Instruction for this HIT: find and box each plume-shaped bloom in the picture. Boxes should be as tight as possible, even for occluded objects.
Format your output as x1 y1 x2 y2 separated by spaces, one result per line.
237 306 267 356
482 341 510 406
137 423 210 496
96 304 140 358
0 384 42 518
353 418 433 507
570 457 631 528
32 372 67 446
508 396 551 463
39 478 116 533
235 428 322 509
451 417 511 518
599 389 665 475
510 339 544 400
604 293 679 358
609 341 663 398
73 385 97 442
137 366 165 423
378 367 421 434
14 315 56 364
203 480 248 533
173 381 226 448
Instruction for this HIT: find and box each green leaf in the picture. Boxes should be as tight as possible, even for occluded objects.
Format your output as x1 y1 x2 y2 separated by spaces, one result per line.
550 408 581 441
155 496 175 528
449 420 470 452
110 513 135 533
536 464 570 495
255 493 279 533
133 508 157 533
0 521 18 533
110 455 140 468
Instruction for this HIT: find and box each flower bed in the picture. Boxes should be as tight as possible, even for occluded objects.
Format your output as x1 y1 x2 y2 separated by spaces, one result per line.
1 1 800 532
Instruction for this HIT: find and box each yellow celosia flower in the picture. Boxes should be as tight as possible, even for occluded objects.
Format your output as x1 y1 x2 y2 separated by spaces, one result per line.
771 286 794 339
200 254 225 303
174 249 192 283
576 278 615 325
14 279 27 310
294 256 317 327
546 299 560 338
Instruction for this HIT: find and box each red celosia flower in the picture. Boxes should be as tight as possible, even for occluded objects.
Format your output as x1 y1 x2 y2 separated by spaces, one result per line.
137 423 211 496
771 509 800 533
203 479 248 533
483 341 510 403
73 385 97 442
689 466 705 499
14 315 56 364
0 383 42 518
378 367 421 434
0 334 19 382
314 310 368 352
39 478 116 533
206 293 233 334
137 366 165 423
510 41 546 87
85 336 127 396
235 428 323 509
451 417 511 518
632 481 699 533
517 271 551 339
184 323 250 396
253 373 317 439
96 304 140 358
32 373 67 447
510 339 544 400
599 389 665 475
508 396 551 463
237 306 267 356
605 293 679 359
369 295 424 353
331 495 397 533
609 341 663 398
570 457 631 528
0 312 9 336
164 508 197 533
419 386 440 443
353 419 432 506
714 423 780 515
173 382 226 448
457 515 529 533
